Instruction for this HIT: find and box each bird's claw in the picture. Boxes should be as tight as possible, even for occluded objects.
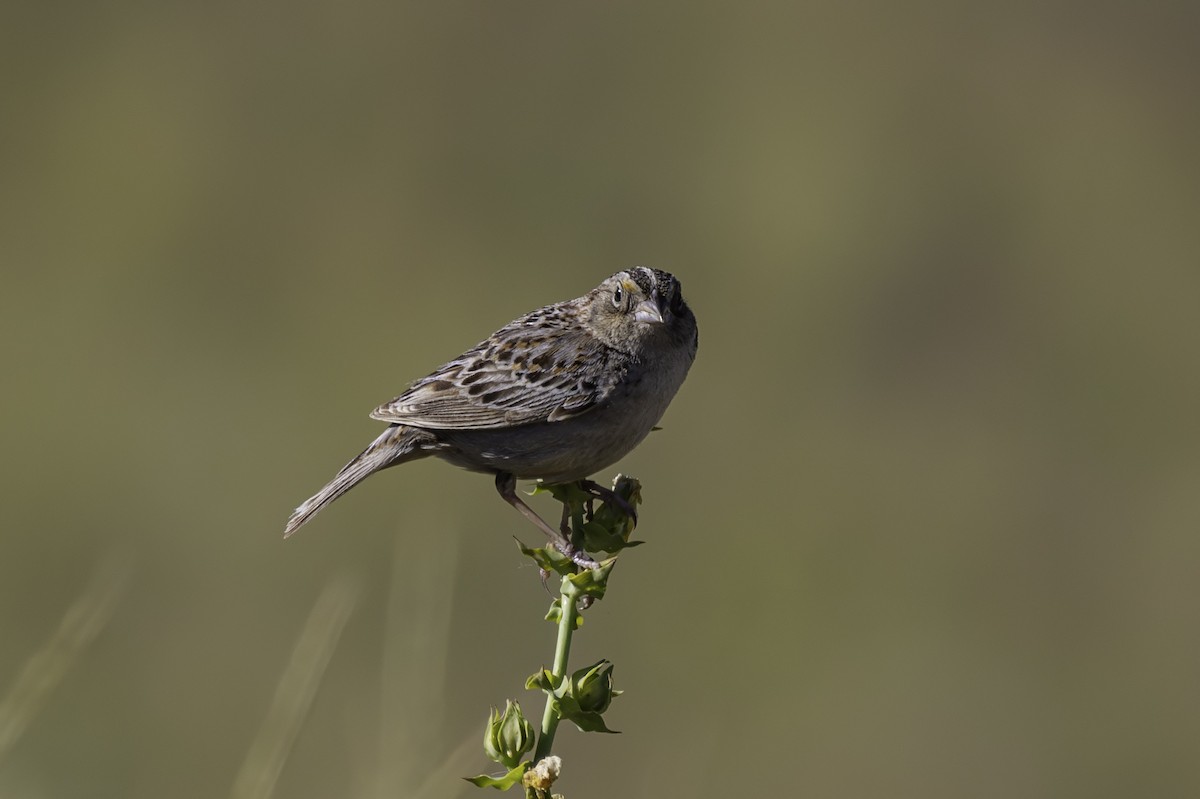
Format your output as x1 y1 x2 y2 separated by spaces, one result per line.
555 541 600 570
579 479 638 526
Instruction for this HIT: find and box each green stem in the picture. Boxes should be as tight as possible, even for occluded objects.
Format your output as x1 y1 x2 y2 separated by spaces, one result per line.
569 498 586 553
534 577 580 763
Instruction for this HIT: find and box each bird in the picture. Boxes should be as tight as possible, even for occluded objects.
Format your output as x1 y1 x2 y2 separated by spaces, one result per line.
284 267 698 566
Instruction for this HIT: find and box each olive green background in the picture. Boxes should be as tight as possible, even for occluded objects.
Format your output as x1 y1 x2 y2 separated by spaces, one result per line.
2 3 1198 798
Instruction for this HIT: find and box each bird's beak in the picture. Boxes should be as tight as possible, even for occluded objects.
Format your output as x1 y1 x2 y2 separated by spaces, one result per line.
633 298 665 324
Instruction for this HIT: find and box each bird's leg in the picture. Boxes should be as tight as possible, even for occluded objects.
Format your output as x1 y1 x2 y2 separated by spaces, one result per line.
495 472 599 569
578 479 638 526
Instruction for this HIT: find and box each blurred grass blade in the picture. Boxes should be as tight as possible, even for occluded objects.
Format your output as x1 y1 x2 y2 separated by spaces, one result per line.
0 553 132 761
230 573 359 799
373 517 459 798
412 729 481 799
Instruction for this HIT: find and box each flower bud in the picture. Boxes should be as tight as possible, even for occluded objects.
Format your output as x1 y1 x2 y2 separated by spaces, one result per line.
588 475 642 547
570 660 617 714
483 700 535 768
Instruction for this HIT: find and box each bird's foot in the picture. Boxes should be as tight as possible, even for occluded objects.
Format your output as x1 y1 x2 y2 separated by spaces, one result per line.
555 540 600 570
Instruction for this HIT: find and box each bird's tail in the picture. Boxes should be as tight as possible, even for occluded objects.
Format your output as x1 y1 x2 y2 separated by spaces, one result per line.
284 425 426 538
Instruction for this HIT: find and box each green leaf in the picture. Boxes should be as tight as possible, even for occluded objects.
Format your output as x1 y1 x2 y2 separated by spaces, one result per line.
464 762 530 790
580 521 623 553
524 668 561 692
544 599 583 628
514 539 574 576
580 522 647 554
570 710 621 734
564 558 615 598
530 481 591 507
553 694 621 734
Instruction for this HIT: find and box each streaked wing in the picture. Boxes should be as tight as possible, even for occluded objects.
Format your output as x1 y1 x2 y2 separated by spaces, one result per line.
370 313 626 430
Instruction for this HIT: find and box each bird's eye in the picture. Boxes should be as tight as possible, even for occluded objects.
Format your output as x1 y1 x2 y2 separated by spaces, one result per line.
612 286 624 309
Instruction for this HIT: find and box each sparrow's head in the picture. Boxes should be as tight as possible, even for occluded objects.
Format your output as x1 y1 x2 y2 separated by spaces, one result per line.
585 267 697 356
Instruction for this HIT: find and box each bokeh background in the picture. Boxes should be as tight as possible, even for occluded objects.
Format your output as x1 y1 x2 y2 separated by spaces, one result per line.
2 2 1198 797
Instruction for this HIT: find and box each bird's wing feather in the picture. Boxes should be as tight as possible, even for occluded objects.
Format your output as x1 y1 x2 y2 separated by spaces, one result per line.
370 316 627 430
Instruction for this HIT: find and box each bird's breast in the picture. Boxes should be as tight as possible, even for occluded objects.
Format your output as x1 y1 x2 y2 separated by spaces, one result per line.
433 347 693 484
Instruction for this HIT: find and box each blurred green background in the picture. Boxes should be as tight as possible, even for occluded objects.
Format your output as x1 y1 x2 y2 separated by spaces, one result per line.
2 2 1198 797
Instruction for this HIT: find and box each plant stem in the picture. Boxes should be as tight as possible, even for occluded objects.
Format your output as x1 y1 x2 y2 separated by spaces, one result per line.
534 578 580 763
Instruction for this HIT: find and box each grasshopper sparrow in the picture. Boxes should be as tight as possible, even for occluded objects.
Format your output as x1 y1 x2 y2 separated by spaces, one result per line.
284 267 698 565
